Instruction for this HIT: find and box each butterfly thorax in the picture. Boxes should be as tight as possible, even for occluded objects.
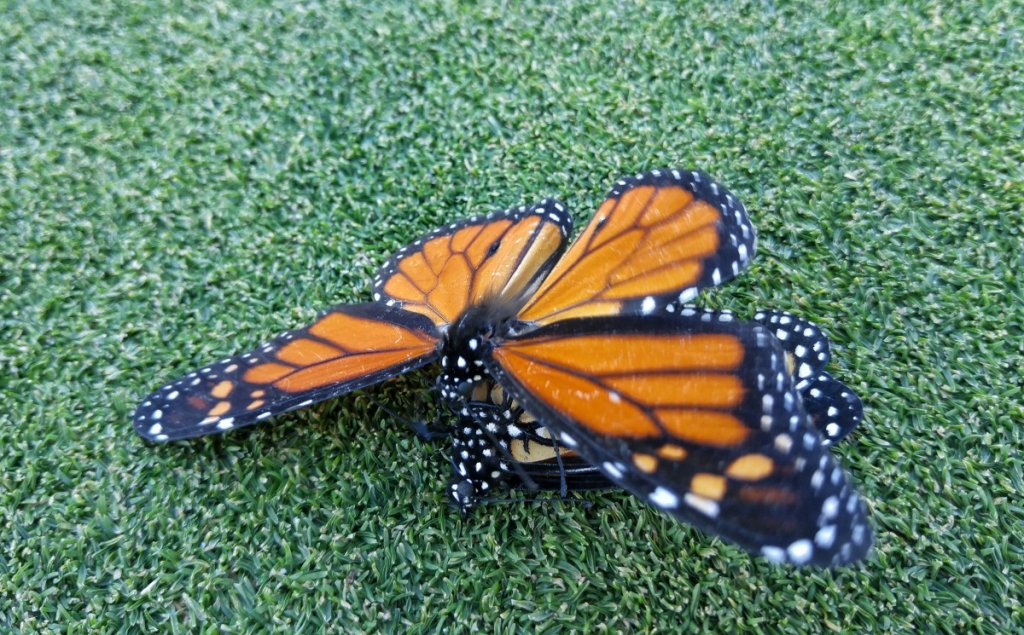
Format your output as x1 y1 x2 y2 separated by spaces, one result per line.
436 303 521 404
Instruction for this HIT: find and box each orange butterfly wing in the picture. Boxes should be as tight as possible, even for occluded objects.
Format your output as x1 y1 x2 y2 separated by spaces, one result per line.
134 304 439 442
517 169 755 325
373 200 572 326
486 314 871 566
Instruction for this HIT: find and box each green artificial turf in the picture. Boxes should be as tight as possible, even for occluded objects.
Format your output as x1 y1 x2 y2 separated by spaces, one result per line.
2 0 1022 631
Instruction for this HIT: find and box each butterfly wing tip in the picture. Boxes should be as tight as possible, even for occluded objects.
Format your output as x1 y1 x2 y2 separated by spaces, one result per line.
133 393 182 443
132 420 172 443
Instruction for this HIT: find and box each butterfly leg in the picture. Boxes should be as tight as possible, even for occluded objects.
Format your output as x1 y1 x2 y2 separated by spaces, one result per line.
549 433 569 499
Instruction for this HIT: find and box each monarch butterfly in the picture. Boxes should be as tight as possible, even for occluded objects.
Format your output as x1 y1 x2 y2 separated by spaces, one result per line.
134 168 872 567
447 308 865 512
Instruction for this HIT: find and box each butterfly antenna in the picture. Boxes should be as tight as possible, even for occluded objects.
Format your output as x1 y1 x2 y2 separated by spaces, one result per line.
365 393 452 441
476 495 594 510
550 434 569 499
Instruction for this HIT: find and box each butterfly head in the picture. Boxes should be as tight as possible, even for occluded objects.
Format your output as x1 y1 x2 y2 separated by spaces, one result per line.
449 478 478 516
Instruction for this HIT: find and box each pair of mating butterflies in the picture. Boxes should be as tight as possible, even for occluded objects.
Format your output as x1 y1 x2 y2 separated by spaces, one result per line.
134 168 872 567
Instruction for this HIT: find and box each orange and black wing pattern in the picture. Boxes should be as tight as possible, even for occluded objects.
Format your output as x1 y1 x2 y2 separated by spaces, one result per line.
517 169 755 325
373 200 572 327
134 304 439 442
486 313 871 567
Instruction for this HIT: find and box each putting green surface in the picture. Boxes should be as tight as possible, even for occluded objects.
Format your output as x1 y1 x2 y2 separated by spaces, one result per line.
2 1 1021 631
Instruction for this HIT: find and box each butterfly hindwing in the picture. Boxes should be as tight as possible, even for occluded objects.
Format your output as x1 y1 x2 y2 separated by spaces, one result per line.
517 169 756 325
372 199 573 327
752 309 864 444
751 309 831 388
800 372 864 445
134 303 439 442
486 314 871 566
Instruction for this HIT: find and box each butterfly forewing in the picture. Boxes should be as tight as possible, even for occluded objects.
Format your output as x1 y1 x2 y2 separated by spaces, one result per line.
134 304 439 442
486 314 871 566
517 169 756 325
372 199 572 326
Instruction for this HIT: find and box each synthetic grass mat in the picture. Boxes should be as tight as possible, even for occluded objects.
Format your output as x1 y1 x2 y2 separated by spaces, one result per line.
2 0 1022 632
